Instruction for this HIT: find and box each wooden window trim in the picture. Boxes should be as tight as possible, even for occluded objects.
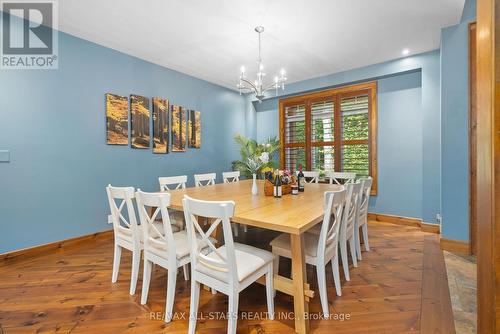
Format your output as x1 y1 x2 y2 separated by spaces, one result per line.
279 81 378 195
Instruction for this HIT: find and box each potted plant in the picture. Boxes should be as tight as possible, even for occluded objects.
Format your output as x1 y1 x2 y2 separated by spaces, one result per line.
231 134 280 195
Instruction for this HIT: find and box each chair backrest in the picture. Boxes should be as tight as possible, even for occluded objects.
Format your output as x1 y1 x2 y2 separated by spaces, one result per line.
317 189 347 260
182 195 238 284
296 170 320 184
327 171 356 185
194 173 216 187
358 177 373 216
159 175 188 191
106 185 140 245
135 190 176 261
340 182 362 239
222 171 240 183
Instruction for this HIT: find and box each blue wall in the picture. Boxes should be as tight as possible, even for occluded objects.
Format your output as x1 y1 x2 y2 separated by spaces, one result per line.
372 72 423 218
0 15 246 253
251 51 441 225
440 0 476 241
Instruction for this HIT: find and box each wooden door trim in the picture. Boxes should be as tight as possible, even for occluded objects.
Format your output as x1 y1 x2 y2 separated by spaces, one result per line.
476 0 497 332
469 21 477 255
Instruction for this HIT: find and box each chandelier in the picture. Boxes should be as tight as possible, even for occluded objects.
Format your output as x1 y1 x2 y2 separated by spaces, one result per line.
237 26 287 101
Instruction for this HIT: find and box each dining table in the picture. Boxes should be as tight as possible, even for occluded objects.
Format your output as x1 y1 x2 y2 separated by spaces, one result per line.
159 179 342 334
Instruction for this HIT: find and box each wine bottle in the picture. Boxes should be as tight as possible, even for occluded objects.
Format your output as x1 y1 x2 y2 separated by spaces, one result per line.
276 172 282 198
298 164 305 192
273 171 279 197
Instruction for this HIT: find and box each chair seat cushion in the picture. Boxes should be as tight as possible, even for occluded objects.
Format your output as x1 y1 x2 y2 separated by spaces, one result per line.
270 232 322 258
148 230 215 260
118 221 173 238
196 243 273 283
169 210 185 229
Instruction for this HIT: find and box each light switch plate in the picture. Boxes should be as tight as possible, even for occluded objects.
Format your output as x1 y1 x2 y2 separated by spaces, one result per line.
0 150 10 162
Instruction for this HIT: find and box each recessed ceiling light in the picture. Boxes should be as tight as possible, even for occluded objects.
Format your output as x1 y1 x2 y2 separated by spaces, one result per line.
402 49 410 56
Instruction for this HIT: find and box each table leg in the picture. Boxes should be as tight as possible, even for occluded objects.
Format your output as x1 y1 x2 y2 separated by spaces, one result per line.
290 233 309 334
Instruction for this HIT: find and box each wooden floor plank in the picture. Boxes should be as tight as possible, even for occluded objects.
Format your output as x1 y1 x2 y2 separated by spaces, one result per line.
420 234 456 334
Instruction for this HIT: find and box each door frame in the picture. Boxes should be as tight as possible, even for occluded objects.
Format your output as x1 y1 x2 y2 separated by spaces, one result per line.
476 0 499 332
469 22 477 255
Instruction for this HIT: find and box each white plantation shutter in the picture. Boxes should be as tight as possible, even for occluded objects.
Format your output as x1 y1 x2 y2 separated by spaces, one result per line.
283 104 306 170
341 95 370 177
311 100 335 172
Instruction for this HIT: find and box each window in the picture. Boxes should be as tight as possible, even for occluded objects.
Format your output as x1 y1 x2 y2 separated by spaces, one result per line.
279 82 377 194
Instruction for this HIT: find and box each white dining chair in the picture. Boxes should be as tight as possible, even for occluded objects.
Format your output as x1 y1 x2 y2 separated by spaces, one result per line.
338 182 362 281
106 185 144 295
270 189 347 317
182 195 275 334
222 171 246 236
194 173 216 187
222 171 240 183
136 190 215 323
159 175 188 191
355 177 373 260
327 171 356 185
158 175 188 231
296 170 320 183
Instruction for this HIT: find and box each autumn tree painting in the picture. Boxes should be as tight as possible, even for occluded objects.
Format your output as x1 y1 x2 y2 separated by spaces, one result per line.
106 93 128 145
130 95 150 149
152 98 169 153
188 110 201 148
171 105 186 152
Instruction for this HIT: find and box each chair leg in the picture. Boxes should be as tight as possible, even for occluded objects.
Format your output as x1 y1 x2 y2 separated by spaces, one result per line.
349 237 358 268
266 265 275 320
273 255 279 275
316 264 329 317
340 240 350 281
183 264 190 281
332 256 342 296
362 223 370 251
130 249 141 295
164 268 177 323
141 259 152 305
112 244 122 283
188 280 200 334
243 224 248 233
355 226 363 261
228 292 239 334
273 254 279 297
233 224 239 237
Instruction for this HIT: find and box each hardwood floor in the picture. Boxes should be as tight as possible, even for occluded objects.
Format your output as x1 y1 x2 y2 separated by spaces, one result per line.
0 221 454 334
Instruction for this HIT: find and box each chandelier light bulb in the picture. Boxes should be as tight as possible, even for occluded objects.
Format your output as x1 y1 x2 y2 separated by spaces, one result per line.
240 66 245 74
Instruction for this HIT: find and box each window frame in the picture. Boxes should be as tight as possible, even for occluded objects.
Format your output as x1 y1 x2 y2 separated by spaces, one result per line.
279 81 378 195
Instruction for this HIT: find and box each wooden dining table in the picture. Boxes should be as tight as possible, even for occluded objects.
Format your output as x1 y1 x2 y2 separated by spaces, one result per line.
160 179 342 334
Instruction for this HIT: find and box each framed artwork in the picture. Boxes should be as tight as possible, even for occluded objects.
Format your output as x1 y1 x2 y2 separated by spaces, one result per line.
152 97 169 154
105 93 128 145
188 110 201 148
171 105 187 152
130 95 150 149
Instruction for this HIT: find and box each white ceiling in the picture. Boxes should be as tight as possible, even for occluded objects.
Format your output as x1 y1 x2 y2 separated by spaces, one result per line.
58 0 465 90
